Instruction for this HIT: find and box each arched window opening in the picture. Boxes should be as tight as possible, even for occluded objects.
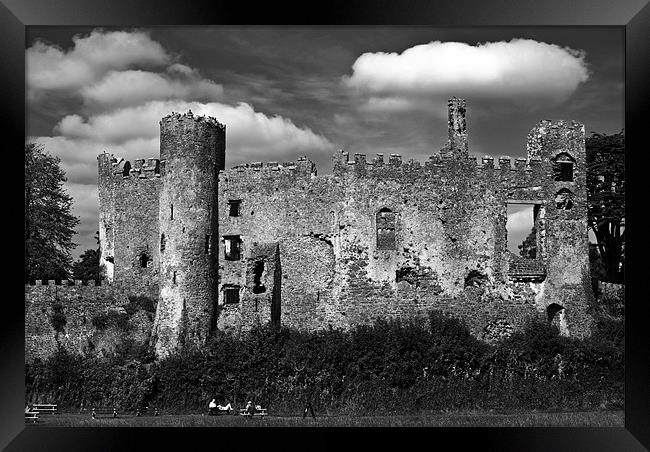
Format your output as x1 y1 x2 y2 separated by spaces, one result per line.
464 270 487 288
546 303 568 335
555 188 574 210
122 160 131 177
376 208 396 250
552 152 575 182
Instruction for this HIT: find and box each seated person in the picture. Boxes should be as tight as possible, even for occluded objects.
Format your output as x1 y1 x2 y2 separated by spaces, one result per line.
208 398 217 415
245 400 254 415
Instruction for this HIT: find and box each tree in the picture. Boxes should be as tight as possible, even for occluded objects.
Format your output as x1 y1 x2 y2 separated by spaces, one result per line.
25 143 79 282
73 232 100 282
518 226 537 259
585 131 625 283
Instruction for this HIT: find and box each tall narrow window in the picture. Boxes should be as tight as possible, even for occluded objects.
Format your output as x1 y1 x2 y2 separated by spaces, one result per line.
252 260 266 294
228 200 241 217
223 235 241 261
205 234 211 254
173 271 177 284
223 285 240 304
376 208 396 250
160 233 166 252
506 202 542 259
552 152 575 182
170 204 174 220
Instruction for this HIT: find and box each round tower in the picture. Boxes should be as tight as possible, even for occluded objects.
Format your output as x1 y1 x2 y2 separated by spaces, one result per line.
153 110 225 357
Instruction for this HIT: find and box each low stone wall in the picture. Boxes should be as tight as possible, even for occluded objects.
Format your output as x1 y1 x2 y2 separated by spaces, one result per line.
25 281 154 362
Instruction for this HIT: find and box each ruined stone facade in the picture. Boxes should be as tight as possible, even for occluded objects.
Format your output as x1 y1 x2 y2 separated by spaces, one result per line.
87 99 595 357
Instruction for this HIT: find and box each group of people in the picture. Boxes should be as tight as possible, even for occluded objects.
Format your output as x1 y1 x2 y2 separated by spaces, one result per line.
207 397 316 419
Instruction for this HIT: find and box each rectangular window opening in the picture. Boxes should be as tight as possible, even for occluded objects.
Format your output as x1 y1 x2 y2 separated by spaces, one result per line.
223 285 240 304
228 200 241 217
205 234 211 254
223 235 241 261
506 203 541 259
170 204 174 220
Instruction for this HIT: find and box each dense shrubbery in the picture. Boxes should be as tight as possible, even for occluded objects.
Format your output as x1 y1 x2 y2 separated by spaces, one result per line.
25 310 623 414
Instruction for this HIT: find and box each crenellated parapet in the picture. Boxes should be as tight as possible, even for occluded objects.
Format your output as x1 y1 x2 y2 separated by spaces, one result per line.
219 156 317 182
27 279 99 286
98 153 161 181
331 148 545 183
160 110 225 131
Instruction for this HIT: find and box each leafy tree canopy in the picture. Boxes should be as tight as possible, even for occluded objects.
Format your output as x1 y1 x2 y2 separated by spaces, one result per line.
585 131 624 283
25 142 79 282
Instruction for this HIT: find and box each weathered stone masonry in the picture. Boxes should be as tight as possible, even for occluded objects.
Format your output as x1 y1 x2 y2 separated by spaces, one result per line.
24 98 596 359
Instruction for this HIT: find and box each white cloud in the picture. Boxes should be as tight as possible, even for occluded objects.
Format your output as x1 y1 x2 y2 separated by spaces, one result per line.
80 70 223 109
27 30 171 96
344 39 589 112
53 100 334 160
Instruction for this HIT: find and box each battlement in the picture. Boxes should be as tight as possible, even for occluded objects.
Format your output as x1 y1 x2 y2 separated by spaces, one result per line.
98 153 161 180
27 279 99 286
333 149 543 175
160 110 225 131
219 155 317 180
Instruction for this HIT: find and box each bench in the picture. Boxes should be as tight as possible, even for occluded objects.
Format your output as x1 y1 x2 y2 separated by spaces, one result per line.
239 407 267 417
32 404 58 415
92 407 118 419
24 411 39 424
135 406 159 417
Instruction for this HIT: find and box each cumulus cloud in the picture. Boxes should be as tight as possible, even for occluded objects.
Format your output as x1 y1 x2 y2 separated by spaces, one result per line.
27 29 336 257
53 100 334 161
27 30 171 95
80 70 223 109
344 39 590 112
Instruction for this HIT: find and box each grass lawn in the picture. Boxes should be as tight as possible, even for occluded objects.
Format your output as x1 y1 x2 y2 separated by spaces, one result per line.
27 410 624 427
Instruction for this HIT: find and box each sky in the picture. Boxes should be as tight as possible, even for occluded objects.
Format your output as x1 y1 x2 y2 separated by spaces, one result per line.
25 27 624 257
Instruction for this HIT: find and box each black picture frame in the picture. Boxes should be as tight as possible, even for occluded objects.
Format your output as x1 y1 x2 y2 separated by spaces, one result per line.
3 0 648 450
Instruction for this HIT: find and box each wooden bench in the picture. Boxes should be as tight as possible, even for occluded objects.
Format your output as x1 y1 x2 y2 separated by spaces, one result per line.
24 411 39 424
239 407 267 417
32 404 58 415
92 407 118 419
135 406 159 417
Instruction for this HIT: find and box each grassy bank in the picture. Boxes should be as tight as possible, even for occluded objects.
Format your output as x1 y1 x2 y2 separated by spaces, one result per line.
27 410 624 427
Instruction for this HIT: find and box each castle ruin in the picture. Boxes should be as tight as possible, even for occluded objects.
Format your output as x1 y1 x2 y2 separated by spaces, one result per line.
82 98 594 357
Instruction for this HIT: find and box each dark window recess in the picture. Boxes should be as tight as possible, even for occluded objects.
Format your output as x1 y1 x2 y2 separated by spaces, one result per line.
173 271 177 284
223 235 241 261
224 285 240 304
464 270 487 287
552 153 575 182
252 260 266 294
205 234 211 254
139 253 150 268
160 233 166 252
376 208 396 250
228 200 241 217
105 256 114 263
170 204 174 220
555 189 574 210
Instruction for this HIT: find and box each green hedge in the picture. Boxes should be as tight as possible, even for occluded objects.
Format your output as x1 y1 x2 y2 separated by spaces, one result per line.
25 310 623 414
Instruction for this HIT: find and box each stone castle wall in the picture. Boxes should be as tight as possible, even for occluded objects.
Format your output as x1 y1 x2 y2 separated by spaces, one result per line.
25 281 132 362
215 119 594 340
25 99 596 360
